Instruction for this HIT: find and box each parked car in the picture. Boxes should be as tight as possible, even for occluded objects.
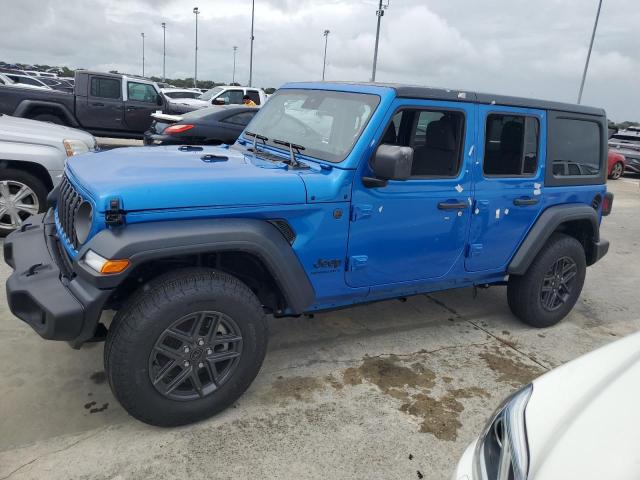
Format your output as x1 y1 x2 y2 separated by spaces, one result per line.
36 77 74 94
4 82 612 427
143 105 258 146
4 73 52 90
0 113 97 234
0 73 49 90
454 331 640 480
0 70 198 139
179 85 267 108
609 127 640 174
607 150 625 179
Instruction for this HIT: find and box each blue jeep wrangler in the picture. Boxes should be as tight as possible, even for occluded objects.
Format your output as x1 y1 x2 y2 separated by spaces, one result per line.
4 82 612 426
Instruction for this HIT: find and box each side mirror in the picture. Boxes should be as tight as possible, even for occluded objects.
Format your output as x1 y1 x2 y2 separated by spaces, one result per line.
213 98 226 105
363 144 413 187
156 94 164 106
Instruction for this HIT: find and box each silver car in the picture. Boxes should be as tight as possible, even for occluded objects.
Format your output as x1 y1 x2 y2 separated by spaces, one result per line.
0 114 97 234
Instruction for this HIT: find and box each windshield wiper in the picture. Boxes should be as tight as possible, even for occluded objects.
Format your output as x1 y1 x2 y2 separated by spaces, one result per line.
244 131 268 152
273 139 308 169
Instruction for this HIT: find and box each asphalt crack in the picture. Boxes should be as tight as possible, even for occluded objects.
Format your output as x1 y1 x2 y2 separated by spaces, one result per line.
0 427 108 480
425 293 551 372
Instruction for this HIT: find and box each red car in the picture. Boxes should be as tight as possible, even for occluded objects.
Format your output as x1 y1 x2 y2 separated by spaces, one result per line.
608 150 625 180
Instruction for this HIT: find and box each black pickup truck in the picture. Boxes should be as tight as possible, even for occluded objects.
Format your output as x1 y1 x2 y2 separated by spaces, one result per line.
0 70 195 139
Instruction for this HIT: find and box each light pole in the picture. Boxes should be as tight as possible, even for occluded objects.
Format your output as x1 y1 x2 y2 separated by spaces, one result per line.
371 0 389 82
161 22 166 81
193 7 200 88
249 0 255 87
322 30 330 81
141 32 145 77
232 46 238 84
578 0 603 104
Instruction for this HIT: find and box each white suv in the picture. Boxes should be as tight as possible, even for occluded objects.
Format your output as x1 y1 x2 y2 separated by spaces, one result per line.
0 114 97 234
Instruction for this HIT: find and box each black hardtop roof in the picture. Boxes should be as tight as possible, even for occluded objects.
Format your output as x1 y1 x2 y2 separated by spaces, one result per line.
329 81 605 117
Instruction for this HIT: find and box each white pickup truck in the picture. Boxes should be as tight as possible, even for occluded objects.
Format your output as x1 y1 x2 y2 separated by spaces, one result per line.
176 85 268 109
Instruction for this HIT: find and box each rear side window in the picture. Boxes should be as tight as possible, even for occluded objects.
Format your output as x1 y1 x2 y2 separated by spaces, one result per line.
551 118 601 177
483 114 539 176
246 90 261 105
90 77 120 99
127 82 158 103
223 111 256 126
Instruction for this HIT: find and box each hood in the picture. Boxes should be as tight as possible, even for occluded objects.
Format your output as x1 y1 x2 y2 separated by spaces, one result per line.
0 114 96 147
66 145 308 212
526 331 640 478
168 97 209 108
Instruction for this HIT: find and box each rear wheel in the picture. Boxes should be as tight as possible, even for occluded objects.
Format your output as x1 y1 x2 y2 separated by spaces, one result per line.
0 169 48 236
609 162 624 180
507 233 586 328
104 268 268 426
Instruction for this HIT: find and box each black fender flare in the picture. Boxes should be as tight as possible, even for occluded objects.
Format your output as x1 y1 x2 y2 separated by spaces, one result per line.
75 218 316 314
508 204 600 276
13 99 79 127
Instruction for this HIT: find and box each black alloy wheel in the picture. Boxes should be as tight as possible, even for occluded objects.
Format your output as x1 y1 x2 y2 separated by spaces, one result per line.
149 311 243 401
539 256 578 312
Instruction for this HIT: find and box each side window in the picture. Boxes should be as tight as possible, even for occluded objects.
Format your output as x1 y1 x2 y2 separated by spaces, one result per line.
551 118 601 176
90 77 121 99
223 112 256 126
246 90 261 105
218 90 244 105
127 82 157 103
380 109 464 177
483 114 539 176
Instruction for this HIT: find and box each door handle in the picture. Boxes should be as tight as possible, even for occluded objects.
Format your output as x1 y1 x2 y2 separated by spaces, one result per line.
126 106 139 111
438 201 467 210
513 197 539 206
91 102 104 107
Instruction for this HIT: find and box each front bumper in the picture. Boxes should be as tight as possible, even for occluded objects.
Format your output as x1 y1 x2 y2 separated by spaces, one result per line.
4 211 111 346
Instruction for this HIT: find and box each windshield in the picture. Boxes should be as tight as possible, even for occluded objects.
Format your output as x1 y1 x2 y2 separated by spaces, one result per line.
244 89 380 163
199 87 224 101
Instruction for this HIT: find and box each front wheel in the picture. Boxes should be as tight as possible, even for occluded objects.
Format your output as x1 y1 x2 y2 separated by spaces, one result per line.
507 233 586 328
0 169 48 236
104 268 268 426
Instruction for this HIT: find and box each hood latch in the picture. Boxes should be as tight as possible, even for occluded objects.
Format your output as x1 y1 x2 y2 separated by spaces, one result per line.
105 198 125 227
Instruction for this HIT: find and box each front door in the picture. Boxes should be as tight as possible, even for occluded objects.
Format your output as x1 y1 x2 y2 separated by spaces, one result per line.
465 105 545 272
346 99 475 288
124 81 160 133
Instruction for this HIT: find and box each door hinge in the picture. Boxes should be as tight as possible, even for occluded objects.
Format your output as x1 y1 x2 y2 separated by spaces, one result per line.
105 198 125 227
351 204 373 222
348 255 368 271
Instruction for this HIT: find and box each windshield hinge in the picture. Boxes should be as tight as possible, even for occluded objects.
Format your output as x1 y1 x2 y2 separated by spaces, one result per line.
105 198 125 227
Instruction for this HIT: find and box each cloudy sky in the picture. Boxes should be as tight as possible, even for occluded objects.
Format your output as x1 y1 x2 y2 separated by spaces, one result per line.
1 0 638 121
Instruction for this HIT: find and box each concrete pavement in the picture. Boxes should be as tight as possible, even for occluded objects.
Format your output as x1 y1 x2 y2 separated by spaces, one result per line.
0 178 638 480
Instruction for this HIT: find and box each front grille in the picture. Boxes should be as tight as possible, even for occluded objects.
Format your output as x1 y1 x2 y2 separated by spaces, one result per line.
57 174 84 249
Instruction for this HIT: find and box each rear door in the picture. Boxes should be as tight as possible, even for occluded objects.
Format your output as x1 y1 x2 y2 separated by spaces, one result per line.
465 105 545 272
76 75 123 130
124 81 160 132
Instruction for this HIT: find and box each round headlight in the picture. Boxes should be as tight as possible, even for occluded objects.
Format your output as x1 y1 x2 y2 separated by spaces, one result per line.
75 201 93 245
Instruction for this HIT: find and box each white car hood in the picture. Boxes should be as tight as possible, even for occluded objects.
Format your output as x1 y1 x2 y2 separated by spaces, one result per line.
0 114 95 147
168 97 209 108
526 332 640 479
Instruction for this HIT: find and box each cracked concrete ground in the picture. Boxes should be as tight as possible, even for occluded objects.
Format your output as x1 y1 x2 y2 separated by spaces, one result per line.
1 178 638 480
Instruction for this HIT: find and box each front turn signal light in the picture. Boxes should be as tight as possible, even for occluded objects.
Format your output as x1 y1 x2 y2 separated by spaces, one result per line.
84 250 130 274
